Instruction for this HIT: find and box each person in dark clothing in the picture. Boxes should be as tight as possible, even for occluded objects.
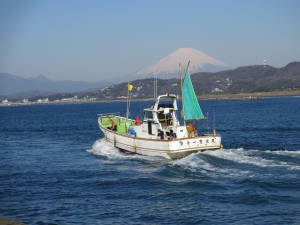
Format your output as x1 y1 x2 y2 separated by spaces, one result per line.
108 121 117 131
169 129 176 139
157 129 164 139
112 124 117 131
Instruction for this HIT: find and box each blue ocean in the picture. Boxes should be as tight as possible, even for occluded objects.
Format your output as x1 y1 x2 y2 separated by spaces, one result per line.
1 97 300 224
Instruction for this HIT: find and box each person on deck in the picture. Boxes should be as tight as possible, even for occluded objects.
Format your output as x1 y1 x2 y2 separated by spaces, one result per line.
112 124 117 131
187 122 196 137
157 129 164 139
128 127 136 137
158 112 165 125
168 129 176 139
108 121 117 131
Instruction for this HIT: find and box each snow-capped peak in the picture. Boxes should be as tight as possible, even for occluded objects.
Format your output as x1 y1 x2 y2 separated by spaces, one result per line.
134 48 232 78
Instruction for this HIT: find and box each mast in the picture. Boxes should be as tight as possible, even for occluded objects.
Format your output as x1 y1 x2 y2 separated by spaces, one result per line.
184 61 190 80
180 61 190 126
179 64 185 126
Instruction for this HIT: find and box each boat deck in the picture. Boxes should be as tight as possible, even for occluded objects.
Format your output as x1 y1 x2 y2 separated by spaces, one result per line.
100 115 135 135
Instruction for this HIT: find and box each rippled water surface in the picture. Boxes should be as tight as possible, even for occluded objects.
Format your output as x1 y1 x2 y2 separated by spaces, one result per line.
1 97 300 224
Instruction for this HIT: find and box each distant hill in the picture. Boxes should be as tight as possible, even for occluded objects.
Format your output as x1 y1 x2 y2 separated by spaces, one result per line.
56 62 299 101
1 62 299 101
191 62 300 93
104 48 234 84
0 73 113 96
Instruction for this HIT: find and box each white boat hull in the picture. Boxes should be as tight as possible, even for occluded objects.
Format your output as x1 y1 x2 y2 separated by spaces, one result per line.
100 125 222 159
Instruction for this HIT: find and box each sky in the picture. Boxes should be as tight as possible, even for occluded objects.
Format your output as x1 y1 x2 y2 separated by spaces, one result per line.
1 0 300 82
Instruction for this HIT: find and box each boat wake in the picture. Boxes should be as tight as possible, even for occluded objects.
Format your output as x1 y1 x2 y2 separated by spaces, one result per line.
87 140 300 180
172 148 300 179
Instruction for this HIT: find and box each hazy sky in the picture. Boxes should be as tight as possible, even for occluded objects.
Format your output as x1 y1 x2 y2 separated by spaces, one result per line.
1 0 299 82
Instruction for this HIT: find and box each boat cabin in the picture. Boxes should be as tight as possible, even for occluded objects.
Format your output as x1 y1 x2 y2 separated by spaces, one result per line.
136 94 190 139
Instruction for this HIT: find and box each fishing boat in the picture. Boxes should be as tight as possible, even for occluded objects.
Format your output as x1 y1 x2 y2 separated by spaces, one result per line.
97 62 222 159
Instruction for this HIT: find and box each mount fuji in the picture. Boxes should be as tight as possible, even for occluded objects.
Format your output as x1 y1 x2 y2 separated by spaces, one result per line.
108 48 233 83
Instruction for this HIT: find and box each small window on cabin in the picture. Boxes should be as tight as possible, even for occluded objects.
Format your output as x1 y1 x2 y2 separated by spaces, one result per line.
144 111 153 119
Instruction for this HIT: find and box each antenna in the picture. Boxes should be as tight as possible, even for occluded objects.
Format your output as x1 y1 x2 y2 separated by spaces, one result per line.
153 63 155 101
213 110 216 131
263 57 267 67
156 63 157 99
153 62 157 101
126 81 130 119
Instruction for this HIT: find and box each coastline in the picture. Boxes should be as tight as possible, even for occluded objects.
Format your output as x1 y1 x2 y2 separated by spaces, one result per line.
198 90 300 100
1 90 299 107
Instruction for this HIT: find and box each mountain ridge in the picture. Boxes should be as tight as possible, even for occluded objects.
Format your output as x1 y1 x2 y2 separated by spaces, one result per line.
28 74 50 82
104 62 300 98
0 73 113 96
6 61 297 102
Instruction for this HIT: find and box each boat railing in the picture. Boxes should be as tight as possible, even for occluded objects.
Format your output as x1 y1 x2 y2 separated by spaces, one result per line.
98 112 137 135
97 112 120 117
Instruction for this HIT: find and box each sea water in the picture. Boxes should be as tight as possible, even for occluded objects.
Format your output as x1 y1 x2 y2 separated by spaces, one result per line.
0 97 300 224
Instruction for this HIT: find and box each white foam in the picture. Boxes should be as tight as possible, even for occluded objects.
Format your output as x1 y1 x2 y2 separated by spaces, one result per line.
204 149 299 169
87 139 166 162
87 142 300 177
267 149 300 158
172 148 300 178
86 139 123 160
172 150 251 179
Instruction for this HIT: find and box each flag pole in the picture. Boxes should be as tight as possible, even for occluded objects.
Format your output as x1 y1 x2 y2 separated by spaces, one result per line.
126 82 130 120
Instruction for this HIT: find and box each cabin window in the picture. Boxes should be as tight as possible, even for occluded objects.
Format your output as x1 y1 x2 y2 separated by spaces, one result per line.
144 111 153 119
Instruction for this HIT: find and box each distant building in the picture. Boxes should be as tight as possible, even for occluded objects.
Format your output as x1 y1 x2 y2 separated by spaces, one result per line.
263 57 267 67
212 88 223 92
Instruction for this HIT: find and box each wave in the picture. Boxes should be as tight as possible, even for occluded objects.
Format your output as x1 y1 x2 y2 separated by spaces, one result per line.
87 139 131 160
87 141 300 180
203 148 300 167
172 148 300 179
87 139 166 163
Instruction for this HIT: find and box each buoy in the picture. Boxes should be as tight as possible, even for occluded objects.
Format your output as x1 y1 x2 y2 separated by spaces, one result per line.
220 145 223 150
